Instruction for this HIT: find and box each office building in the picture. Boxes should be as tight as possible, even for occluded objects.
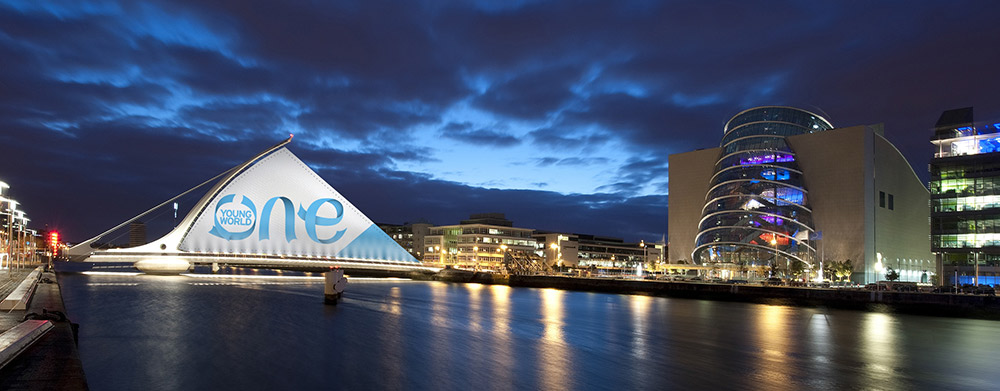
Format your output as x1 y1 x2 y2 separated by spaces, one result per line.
533 232 661 272
378 222 432 261
930 107 1000 286
423 213 536 269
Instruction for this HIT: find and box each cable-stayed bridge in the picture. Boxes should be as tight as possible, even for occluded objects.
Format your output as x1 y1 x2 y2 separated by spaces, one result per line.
67 136 438 275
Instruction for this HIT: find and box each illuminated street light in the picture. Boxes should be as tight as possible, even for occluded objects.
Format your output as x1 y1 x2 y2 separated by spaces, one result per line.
1 195 18 276
770 237 778 278
640 240 647 276
874 252 884 282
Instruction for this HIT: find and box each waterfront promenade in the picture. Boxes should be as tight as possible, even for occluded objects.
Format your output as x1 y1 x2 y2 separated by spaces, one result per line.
0 265 88 390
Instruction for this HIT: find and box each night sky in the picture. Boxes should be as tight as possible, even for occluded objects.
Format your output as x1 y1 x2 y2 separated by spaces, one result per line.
3 1 1000 244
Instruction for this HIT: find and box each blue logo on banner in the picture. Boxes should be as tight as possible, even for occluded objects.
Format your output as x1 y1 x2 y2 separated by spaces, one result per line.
209 194 347 243
210 194 257 240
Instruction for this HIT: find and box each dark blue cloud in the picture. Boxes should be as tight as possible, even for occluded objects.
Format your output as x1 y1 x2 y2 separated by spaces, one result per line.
2 0 1000 245
440 122 520 147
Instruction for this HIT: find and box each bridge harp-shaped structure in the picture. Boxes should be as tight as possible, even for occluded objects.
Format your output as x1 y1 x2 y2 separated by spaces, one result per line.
68 136 438 274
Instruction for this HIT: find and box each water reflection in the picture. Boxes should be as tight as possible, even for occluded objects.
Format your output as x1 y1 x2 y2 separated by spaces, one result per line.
753 305 794 390
539 288 569 390
806 309 833 385
465 283 484 333
59 274 1000 390
488 285 514 388
629 295 651 360
861 312 900 389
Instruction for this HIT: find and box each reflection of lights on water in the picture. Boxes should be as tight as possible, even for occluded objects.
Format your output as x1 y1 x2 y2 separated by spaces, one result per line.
539 288 569 390
490 285 511 335
754 305 793 388
181 274 412 282
861 312 898 379
182 273 323 280
630 295 651 359
541 288 564 342
381 286 403 315
466 283 483 332
81 271 142 276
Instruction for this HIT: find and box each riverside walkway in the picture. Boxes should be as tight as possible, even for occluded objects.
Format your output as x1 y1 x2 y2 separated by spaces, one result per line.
0 265 88 390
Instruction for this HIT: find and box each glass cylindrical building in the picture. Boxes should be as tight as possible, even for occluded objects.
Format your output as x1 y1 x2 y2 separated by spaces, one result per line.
693 106 833 270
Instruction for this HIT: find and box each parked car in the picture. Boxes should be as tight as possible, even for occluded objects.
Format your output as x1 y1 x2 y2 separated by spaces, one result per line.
976 285 996 295
807 281 832 288
932 285 954 293
763 277 784 286
726 279 749 284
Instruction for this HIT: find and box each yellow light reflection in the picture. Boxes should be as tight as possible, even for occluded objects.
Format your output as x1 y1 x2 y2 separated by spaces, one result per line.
490 284 511 334
488 285 513 385
753 305 793 388
466 283 483 333
430 282 450 328
428 282 451 381
379 286 403 315
860 312 899 385
539 288 569 390
630 295 652 360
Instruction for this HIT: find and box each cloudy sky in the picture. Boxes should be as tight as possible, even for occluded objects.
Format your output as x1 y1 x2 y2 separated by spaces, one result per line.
2 0 999 243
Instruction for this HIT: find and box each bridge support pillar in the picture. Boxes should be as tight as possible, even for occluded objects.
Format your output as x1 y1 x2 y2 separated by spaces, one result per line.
324 269 347 305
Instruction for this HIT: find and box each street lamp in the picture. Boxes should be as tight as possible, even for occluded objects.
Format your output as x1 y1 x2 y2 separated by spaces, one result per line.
770 237 778 278
640 240 647 276
1 196 18 277
549 242 559 270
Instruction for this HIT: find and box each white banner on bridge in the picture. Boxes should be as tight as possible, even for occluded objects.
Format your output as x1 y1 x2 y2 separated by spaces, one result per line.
179 148 418 263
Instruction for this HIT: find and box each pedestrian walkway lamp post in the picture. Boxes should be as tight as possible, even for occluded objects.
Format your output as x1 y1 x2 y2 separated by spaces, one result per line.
640 240 647 277
550 242 559 271
1 197 17 278
770 237 778 278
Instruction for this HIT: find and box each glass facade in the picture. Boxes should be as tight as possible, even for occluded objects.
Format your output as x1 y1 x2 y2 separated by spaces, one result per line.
693 106 833 270
930 113 1000 270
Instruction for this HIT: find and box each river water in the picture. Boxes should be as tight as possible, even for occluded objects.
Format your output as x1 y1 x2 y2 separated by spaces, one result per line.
59 271 999 390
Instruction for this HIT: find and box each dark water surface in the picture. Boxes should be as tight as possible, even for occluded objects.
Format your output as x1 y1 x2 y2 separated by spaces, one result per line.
59 272 1000 390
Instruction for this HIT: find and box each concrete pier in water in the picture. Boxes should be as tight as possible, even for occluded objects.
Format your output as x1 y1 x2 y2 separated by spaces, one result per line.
324 269 347 305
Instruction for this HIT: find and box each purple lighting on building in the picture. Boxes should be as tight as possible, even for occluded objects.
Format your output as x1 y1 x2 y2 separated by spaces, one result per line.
761 215 784 225
740 153 794 165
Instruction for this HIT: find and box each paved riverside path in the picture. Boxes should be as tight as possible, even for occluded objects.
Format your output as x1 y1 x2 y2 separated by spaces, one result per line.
0 266 88 390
